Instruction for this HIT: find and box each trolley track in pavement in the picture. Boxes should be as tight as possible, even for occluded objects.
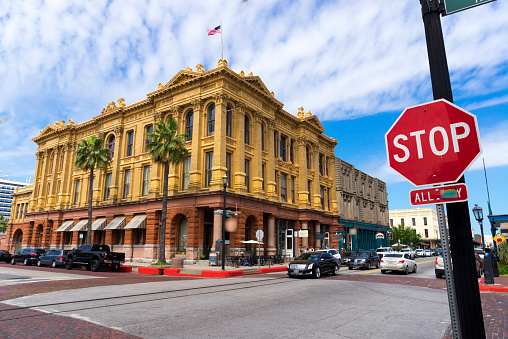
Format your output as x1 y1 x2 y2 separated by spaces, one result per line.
0 276 298 322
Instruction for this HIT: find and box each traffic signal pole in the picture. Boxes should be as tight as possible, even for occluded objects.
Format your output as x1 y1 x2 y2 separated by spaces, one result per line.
420 1 485 338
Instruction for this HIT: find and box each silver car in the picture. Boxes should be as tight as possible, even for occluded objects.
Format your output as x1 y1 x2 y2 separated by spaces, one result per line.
381 253 417 275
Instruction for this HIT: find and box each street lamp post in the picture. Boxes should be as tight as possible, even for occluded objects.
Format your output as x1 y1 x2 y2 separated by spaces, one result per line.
221 175 228 271
472 204 485 250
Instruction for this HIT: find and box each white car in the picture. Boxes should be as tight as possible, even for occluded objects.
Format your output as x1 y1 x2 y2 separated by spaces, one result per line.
376 247 394 259
415 249 425 257
424 249 432 257
400 248 416 260
381 253 417 275
316 249 341 261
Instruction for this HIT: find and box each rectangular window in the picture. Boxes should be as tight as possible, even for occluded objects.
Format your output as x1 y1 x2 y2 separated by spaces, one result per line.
182 156 191 190
280 136 286 161
308 180 311 203
424 217 428 225
261 124 265 151
24 203 28 217
226 153 231 188
290 140 294 163
274 131 278 158
390 219 393 227
74 180 80 205
123 169 131 198
291 176 295 204
245 159 250 192
425 229 429 238
15 204 20 219
324 157 328 176
306 147 311 169
319 155 323 175
401 218 405 226
412 218 416 226
20 203 25 218
145 125 153 152
126 131 134 156
142 165 150 196
205 151 213 187
320 186 325 209
226 110 232 138
135 229 146 245
280 173 287 202
262 164 265 191
104 173 112 200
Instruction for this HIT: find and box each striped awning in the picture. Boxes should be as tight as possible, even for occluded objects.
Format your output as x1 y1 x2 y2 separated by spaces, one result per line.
55 220 74 232
92 217 107 231
69 219 89 232
104 216 126 230
124 214 147 229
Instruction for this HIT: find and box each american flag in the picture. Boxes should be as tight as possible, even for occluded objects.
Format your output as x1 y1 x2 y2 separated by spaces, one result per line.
207 25 221 36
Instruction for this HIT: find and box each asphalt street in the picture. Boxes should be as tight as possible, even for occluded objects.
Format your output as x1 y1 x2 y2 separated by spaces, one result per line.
2 259 451 339
0 265 101 286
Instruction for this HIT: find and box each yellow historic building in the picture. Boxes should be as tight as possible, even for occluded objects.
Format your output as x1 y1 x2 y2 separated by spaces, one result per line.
7 60 340 261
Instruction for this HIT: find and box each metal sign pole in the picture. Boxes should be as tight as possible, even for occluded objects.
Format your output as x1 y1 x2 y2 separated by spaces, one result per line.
437 203 460 338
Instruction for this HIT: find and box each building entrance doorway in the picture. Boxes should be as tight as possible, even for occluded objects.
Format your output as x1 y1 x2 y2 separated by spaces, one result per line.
276 219 294 258
203 211 213 259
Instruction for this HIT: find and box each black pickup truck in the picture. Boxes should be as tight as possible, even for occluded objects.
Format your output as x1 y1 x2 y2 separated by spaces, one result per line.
65 244 125 272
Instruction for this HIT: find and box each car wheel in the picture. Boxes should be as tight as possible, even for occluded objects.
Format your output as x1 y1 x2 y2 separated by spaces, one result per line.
313 267 321 279
381 270 386 274
287 274 294 278
404 266 409 275
23 258 30 266
348 266 353 270
332 265 339 276
37 259 42 267
11 258 15 265
65 259 74 270
91 259 101 272
85 264 92 271
111 264 120 272
376 261 380 269
52 260 57 268
413 264 417 273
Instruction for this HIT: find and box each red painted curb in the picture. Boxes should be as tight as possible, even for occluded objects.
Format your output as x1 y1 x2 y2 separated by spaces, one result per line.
138 267 161 274
119 266 132 273
259 266 287 273
478 276 508 292
163 268 181 275
201 270 244 278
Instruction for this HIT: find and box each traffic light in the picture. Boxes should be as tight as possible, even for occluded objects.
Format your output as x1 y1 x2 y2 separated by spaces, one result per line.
386 232 393 240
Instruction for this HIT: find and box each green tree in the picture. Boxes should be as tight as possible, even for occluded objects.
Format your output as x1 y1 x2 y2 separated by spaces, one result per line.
74 135 112 244
390 224 423 248
498 241 508 265
147 118 189 263
0 215 7 233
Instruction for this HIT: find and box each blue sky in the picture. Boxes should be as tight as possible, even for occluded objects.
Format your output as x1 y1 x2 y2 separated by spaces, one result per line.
0 0 507 235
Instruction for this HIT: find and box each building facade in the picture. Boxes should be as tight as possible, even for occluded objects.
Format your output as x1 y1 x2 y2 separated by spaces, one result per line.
389 208 440 248
335 159 390 251
0 179 29 221
7 60 342 261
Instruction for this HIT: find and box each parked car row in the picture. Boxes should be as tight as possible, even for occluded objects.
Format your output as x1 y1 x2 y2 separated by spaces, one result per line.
3 245 125 272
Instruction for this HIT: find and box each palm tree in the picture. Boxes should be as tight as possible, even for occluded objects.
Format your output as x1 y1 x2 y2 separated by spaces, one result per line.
147 118 189 263
74 135 112 244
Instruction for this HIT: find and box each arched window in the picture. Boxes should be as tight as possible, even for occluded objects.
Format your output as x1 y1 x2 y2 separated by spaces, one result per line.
244 115 250 144
226 105 232 137
185 110 193 141
179 217 188 252
108 135 115 159
207 104 215 136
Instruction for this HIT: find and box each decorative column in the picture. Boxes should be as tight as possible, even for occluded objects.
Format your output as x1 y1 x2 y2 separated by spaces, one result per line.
297 138 310 208
188 99 203 193
109 126 124 202
315 221 321 249
210 93 228 189
233 105 246 193
267 215 276 255
252 111 263 197
47 148 60 209
36 150 49 211
30 151 43 210
212 212 222 251
313 145 321 210
61 142 75 209
266 119 276 200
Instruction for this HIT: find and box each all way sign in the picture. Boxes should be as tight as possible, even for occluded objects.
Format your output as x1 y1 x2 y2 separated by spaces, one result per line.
410 184 468 206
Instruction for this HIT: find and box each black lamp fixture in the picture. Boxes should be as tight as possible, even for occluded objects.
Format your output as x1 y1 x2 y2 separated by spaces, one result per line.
472 204 485 250
221 175 228 271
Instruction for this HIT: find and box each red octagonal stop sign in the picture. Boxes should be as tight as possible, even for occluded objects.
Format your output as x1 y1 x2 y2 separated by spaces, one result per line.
385 99 482 187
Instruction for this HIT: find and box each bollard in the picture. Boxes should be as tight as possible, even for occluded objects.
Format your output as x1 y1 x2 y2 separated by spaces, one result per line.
483 248 495 284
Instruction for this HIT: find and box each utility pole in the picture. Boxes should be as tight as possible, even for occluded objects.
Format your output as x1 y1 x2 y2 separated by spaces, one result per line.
419 1 485 338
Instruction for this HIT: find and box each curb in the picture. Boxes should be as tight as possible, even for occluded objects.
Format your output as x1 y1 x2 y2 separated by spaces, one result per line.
478 277 508 293
136 265 287 278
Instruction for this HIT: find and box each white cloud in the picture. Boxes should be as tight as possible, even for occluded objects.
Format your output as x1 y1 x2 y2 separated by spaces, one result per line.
0 0 507 179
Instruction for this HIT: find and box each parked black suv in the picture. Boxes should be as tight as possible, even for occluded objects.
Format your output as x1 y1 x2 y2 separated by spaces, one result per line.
10 248 46 266
347 250 380 270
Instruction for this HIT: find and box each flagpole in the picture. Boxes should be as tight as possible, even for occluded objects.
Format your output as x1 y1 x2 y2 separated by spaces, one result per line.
221 20 223 60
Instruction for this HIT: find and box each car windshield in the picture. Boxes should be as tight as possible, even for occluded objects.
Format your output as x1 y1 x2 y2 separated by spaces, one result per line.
351 252 369 258
297 253 320 261
401 249 409 252
384 254 403 258
377 248 389 252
